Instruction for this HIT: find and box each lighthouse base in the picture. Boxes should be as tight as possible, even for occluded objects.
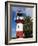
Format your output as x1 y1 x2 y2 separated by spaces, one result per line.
16 31 23 38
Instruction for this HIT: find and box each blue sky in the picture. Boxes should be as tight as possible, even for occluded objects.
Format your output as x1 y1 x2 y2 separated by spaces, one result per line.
11 6 32 38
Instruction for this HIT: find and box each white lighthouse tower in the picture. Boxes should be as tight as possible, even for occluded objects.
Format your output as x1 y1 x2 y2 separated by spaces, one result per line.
16 11 24 38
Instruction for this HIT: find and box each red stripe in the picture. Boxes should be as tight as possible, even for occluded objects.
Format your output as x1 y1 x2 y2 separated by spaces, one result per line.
16 31 24 38
16 19 24 23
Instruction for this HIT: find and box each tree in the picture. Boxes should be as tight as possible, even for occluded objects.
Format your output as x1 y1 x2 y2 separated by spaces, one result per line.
23 15 33 38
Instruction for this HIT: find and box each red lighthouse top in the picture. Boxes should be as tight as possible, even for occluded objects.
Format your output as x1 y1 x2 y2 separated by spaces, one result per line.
16 13 24 24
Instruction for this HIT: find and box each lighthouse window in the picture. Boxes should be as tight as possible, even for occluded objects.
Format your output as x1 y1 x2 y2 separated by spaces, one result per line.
18 25 19 28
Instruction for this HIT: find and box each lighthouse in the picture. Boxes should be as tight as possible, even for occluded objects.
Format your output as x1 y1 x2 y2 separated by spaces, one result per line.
16 12 24 38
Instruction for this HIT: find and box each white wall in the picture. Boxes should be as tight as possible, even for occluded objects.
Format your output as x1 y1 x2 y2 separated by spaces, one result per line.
0 0 38 46
37 2 38 43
